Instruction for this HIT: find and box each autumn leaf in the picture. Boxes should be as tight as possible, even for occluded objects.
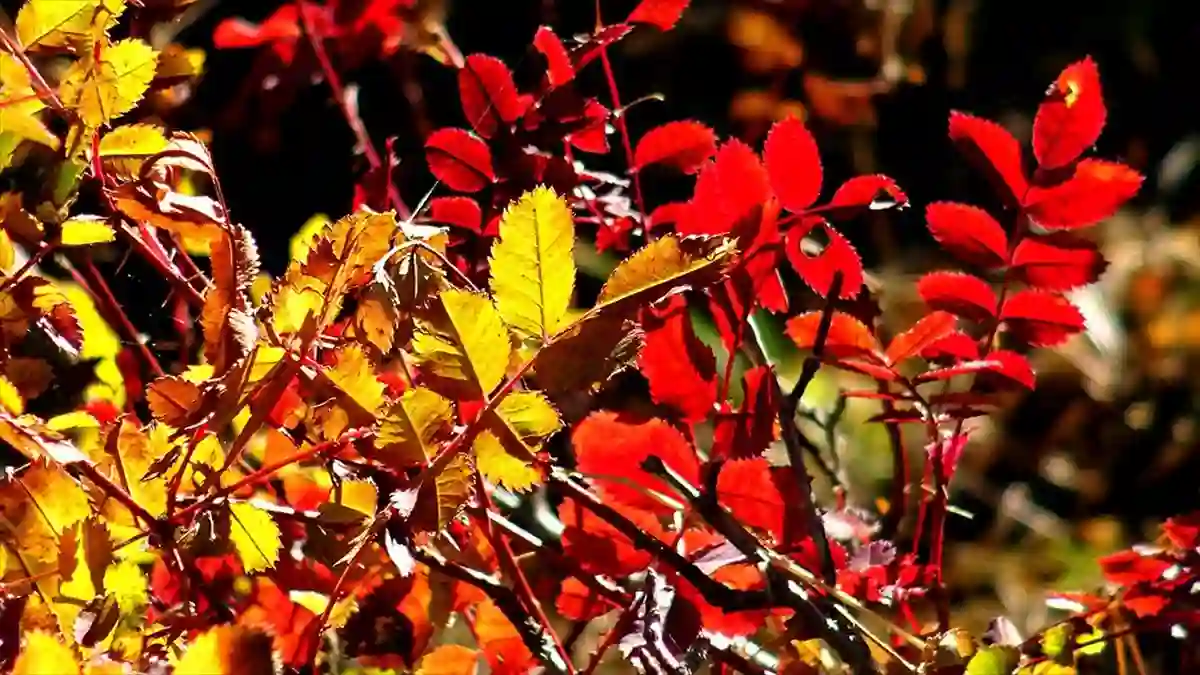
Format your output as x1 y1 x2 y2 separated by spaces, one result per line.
627 0 691 30
1010 233 1107 290
146 375 203 427
595 235 735 315
327 343 387 415
765 115 822 211
412 453 474 534
489 186 576 340
678 139 770 235
376 387 454 466
786 311 879 360
475 391 561 492
59 38 159 128
0 375 24 415
97 123 169 178
1024 159 1142 230
427 196 484 234
6 460 90 565
416 644 481 675
925 202 1009 269
458 54 524 138
785 217 863 299
14 630 80 675
425 128 495 193
917 272 998 324
1033 57 1106 170
1000 290 1085 347
227 502 281 573
948 111 1028 205
633 121 717 174
711 366 778 459
60 216 115 246
172 625 276 675
573 410 699 513
16 0 125 51
0 54 58 158
638 294 716 422
533 27 574 88
412 289 512 399
884 311 959 365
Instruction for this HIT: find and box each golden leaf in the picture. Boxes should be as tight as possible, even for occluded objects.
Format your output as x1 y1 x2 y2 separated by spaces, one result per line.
146 375 202 427
0 374 24 415
227 501 281 574
16 0 125 51
60 216 115 246
489 186 576 340
413 453 473 534
416 644 480 675
596 235 735 314
474 429 540 493
172 625 276 675
412 289 512 399
474 391 560 492
59 38 158 128
376 387 454 467
14 630 80 675
105 419 169 517
0 54 59 158
97 123 168 179
5 461 90 565
103 558 148 614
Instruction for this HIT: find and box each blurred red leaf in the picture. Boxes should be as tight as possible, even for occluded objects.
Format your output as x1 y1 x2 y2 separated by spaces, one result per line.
573 411 700 514
948 111 1028 205
556 577 612 621
925 202 1009 268
427 196 483 234
711 366 778 460
1000 289 1085 347
973 350 1036 390
1010 233 1107 290
533 27 574 88
786 310 879 360
627 0 691 30
1033 57 1106 170
425 128 495 193
213 6 304 61
785 218 863 299
639 295 717 422
921 332 981 363
458 54 525 138
1098 549 1170 586
1163 512 1200 550
1025 159 1142 229
633 121 717 174
885 311 958 366
917 272 998 323
765 115 822 212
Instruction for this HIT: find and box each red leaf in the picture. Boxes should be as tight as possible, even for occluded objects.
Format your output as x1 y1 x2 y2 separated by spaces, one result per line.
647 202 689 231
785 311 879 360
711 367 778 460
785 218 863 299
567 99 611 154
825 174 908 219
1010 233 1107 290
1098 549 1170 586
678 139 770 235
677 558 772 638
426 196 483 233
948 111 1028 205
533 27 574 88
573 411 700 514
213 6 302 61
1025 159 1142 230
458 54 525 138
1000 290 1085 347
558 497 664 576
1033 57 1106 170
716 458 807 545
1163 512 1200 550
973 350 1035 390
596 216 634 253
425 128 495 193
921 332 980 363
916 271 998 323
556 577 612 621
627 0 691 30
925 202 1009 268
1123 587 1170 619
570 24 634 72
633 121 717 174
638 295 717 422
885 311 958 366
764 115 822 212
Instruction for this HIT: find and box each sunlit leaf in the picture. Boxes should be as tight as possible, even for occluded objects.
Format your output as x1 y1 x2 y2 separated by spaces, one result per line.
227 502 281 573
412 289 512 399
59 38 158 128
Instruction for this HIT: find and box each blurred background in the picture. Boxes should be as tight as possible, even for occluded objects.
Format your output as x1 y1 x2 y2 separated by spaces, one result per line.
10 0 1200 643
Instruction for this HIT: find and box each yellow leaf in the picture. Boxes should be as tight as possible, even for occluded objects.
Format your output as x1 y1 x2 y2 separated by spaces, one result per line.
0 374 24 414
0 227 13 271
60 216 115 246
155 44 205 82
172 625 275 675
474 429 540 493
376 387 454 466
412 289 511 398
413 452 472 534
103 558 148 613
474 391 560 492
98 123 167 156
489 186 576 340
14 630 80 675
107 419 169 517
58 282 121 405
335 479 378 516
0 54 58 152
228 501 280 573
146 375 202 426
7 461 90 566
60 38 158 128
328 343 386 414
596 235 735 313
290 212 330 264
353 289 399 353
47 411 101 431
16 0 125 51
416 644 480 675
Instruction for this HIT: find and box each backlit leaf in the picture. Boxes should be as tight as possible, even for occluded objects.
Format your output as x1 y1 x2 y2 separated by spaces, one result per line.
711 366 778 460
1000 290 1085 347
60 217 115 246
412 289 512 399
948 111 1028 205
917 272 998 323
59 38 158 128
633 121 717 174
425 128 495 193
925 202 1009 268
765 115 822 211
14 630 80 675
1025 159 1142 230
172 625 276 675
885 311 958 365
678 139 769 235
786 310 879 360
785 217 863 299
596 235 734 314
1033 57 1106 170
458 54 524 138
146 375 203 427
573 410 699 513
474 429 540 493
489 186 576 340
376 387 454 466
628 0 691 30
1010 233 1107 290
416 644 480 675
327 343 386 415
427 196 483 234
533 27 574 88
17 0 125 51
228 502 281 573
638 294 716 422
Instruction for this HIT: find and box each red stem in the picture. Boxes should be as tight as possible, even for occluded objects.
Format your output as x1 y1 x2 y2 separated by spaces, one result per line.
598 49 646 221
